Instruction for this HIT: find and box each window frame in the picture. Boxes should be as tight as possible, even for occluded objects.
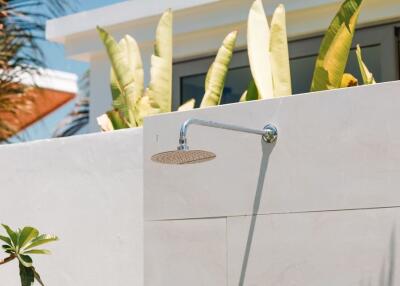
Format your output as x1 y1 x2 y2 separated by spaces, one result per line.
172 22 400 110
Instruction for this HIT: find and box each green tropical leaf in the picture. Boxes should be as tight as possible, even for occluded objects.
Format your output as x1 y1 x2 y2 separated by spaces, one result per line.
240 79 259 102
356 44 376 84
106 110 129 130
247 0 273 99
205 63 213 92
2 244 13 252
2 224 17 247
178 99 196 111
145 10 173 116
23 249 51 255
18 254 33 268
200 30 238 107
19 263 34 286
33 268 45 286
0 235 12 246
24 234 58 251
18 227 39 250
97 27 138 126
311 0 363 91
96 114 114 132
270 4 292 97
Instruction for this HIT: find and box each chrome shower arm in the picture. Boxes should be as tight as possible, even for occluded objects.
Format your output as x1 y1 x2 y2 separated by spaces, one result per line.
178 118 277 150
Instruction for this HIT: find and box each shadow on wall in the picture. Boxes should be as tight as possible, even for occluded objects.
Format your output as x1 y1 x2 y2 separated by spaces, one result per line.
238 141 398 286
239 139 275 286
370 226 396 286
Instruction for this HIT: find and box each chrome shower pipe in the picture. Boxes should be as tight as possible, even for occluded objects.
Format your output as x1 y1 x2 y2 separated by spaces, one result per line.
178 118 278 150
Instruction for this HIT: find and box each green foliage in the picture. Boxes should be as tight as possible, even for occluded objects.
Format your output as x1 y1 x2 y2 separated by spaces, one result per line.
200 31 238 107
0 224 58 286
311 0 363 91
97 10 174 130
356 44 376 84
98 10 240 130
246 0 292 101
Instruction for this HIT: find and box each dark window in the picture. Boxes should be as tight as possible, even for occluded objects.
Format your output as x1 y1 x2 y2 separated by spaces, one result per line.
174 23 400 110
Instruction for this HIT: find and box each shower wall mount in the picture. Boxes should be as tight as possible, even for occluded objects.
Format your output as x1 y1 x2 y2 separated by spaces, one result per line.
151 118 278 165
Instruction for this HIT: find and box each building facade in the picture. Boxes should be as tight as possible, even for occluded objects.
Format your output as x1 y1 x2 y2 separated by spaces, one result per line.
47 0 400 132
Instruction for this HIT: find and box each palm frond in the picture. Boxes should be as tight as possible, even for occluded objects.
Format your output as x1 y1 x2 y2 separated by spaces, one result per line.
0 0 75 142
53 70 89 137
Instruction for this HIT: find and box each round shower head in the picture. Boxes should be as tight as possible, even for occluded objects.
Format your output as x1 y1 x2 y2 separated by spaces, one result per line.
151 150 216 165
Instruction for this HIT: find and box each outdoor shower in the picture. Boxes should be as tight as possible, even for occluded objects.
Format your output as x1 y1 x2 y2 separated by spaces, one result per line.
151 118 278 165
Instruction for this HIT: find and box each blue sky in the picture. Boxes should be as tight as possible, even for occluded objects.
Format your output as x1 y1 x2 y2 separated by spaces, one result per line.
43 0 125 77
16 0 125 142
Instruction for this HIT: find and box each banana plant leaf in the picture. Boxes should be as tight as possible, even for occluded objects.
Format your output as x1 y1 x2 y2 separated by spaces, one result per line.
200 31 238 107
356 44 376 84
310 0 363 92
178 99 196 111
97 28 141 126
240 79 259 102
145 10 173 115
247 0 273 99
270 4 292 97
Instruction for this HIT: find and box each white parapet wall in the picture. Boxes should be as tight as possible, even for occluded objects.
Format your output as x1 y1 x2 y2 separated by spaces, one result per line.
0 128 143 286
143 81 400 285
2 81 400 285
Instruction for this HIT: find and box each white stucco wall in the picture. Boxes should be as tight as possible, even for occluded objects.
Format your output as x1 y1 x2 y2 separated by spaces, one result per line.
143 81 400 285
2 82 400 285
46 0 400 132
0 128 143 286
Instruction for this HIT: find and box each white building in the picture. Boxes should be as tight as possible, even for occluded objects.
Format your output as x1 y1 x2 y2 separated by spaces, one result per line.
47 0 400 131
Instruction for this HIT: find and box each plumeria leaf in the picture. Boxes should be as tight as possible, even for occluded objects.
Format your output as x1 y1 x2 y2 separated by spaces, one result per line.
23 249 51 255
19 263 34 286
2 224 17 246
33 268 45 286
18 227 39 249
24 234 58 251
0 235 12 246
18 254 33 268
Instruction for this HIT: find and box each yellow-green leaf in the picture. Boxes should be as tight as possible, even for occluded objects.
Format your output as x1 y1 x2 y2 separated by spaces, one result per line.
200 31 237 107
18 254 33 268
97 27 139 126
240 79 258 102
18 227 39 250
106 110 129 130
2 224 17 247
310 0 363 91
178 99 196 111
270 4 292 97
356 44 376 84
97 114 114 132
136 92 162 126
146 10 173 114
23 234 58 251
23 249 51 255
248 0 273 99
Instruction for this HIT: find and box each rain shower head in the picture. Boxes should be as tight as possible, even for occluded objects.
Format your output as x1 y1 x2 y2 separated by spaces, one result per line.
151 118 278 165
151 150 216 165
